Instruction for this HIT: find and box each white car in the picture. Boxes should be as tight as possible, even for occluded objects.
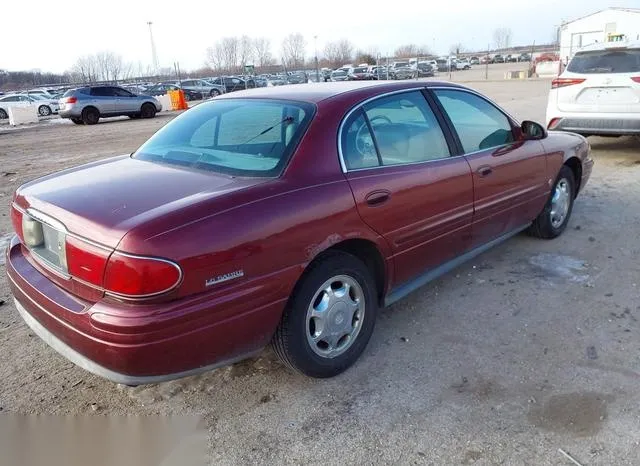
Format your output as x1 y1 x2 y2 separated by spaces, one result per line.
0 94 57 119
546 40 640 136
20 93 60 114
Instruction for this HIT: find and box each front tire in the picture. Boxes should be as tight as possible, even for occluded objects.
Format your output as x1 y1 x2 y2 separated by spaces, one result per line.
209 89 220 97
0 108 7 119
140 103 156 118
272 251 377 378
529 165 575 239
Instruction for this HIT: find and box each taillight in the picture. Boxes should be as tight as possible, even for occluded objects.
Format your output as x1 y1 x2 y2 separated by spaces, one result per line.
64 97 77 104
551 78 586 89
103 253 182 298
65 236 109 286
632 77 640 83
10 204 24 243
548 118 562 130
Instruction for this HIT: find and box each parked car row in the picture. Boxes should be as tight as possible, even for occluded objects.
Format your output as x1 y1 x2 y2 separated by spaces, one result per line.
0 91 60 119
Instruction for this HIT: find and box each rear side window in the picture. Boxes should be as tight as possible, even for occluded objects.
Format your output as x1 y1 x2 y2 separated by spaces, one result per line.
134 99 314 177
341 91 450 170
567 49 640 73
90 87 114 97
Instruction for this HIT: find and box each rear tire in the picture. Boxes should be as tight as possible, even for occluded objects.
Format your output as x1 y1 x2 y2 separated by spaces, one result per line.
82 107 99 125
71 118 83 125
272 251 377 378
529 165 575 239
0 109 7 119
209 89 220 97
140 103 156 118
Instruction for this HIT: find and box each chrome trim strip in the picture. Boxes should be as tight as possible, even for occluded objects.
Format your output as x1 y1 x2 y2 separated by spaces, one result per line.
25 208 67 233
12 296 261 386
21 205 113 252
104 251 184 300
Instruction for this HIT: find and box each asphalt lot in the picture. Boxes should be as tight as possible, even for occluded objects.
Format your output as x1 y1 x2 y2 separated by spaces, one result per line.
2 68 640 465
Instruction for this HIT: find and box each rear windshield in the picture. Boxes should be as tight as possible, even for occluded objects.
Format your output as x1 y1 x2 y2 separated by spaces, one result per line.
568 49 640 73
353 67 367 73
133 99 314 177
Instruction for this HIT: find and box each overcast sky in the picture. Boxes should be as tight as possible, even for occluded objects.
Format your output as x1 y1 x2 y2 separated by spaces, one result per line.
2 1 635 73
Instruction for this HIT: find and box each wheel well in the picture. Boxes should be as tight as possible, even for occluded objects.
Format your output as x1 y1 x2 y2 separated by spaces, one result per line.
564 157 582 196
325 239 386 305
82 106 98 115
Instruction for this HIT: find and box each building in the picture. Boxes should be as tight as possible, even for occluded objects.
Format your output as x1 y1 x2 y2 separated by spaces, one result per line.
559 7 640 59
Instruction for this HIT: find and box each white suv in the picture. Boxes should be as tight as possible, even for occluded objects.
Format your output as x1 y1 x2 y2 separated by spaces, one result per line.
546 40 640 136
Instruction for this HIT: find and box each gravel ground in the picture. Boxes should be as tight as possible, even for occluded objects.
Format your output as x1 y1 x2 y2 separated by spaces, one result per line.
1 76 640 465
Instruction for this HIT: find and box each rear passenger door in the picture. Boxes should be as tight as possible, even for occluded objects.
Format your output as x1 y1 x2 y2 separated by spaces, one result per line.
342 90 474 286
89 87 116 114
431 88 548 248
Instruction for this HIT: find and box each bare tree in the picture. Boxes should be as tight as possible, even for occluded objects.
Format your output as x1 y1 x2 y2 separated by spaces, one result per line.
221 37 240 71
323 39 354 68
493 28 513 50
449 43 467 55
206 44 225 71
253 37 274 67
71 55 99 83
394 44 433 58
238 35 254 68
281 33 306 69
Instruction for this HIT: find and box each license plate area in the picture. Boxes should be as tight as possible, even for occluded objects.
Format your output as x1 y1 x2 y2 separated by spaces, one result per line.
23 213 68 274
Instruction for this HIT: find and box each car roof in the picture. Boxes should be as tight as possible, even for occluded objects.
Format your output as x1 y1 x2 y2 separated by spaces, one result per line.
214 80 465 104
577 39 640 53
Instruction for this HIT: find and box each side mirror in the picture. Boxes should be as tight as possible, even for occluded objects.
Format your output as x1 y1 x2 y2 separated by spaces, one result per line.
521 120 548 140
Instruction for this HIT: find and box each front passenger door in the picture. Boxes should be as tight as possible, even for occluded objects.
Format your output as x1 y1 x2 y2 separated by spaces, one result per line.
112 87 138 112
432 89 548 248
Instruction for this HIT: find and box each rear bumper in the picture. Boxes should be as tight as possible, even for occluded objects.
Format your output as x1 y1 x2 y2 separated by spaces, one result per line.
5 237 287 384
58 107 82 118
548 115 640 135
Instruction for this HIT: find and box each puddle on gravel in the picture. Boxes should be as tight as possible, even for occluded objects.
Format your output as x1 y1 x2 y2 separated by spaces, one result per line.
528 253 589 283
528 392 612 437
0 233 13 265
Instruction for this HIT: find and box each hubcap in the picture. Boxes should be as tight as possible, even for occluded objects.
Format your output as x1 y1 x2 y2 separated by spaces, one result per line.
550 178 570 228
306 275 365 358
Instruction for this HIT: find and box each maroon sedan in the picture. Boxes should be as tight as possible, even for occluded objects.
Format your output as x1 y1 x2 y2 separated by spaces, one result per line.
6 81 593 385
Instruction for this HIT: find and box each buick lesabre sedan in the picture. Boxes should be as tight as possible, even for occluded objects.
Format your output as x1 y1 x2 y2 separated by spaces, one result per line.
6 81 593 385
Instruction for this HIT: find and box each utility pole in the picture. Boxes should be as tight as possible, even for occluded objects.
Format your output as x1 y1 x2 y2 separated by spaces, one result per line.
485 43 489 80
147 21 159 75
314 35 320 82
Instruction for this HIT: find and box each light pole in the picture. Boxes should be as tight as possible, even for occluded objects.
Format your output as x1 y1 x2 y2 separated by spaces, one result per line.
314 35 320 82
147 21 159 75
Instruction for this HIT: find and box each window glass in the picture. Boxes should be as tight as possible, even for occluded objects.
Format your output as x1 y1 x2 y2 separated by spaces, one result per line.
112 87 133 97
341 111 380 170
567 49 640 73
90 87 113 97
363 91 449 165
434 89 514 153
134 99 313 177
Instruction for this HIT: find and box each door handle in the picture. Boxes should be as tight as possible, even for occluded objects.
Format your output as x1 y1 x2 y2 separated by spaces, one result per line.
365 190 391 206
477 166 493 177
